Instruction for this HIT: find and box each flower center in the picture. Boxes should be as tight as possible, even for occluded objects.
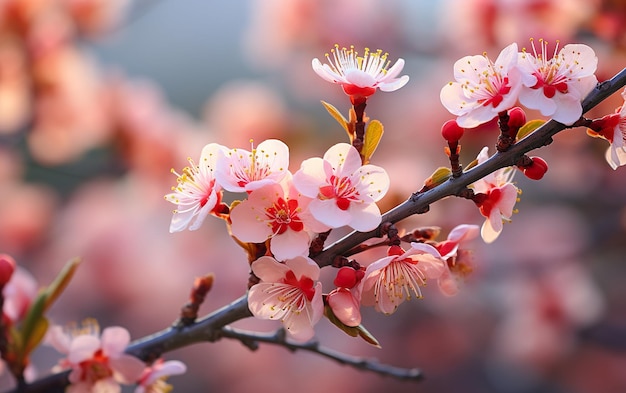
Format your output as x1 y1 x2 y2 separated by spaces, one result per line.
282 270 316 302
79 349 112 384
318 175 359 210
265 197 304 235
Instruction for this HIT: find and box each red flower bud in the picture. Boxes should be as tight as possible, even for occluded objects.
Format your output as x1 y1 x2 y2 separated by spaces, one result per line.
523 156 548 180
441 119 464 142
334 266 358 289
507 107 526 129
0 254 16 287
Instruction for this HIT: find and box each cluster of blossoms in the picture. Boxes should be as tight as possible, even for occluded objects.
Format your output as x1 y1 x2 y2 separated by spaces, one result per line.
46 320 186 393
0 255 187 392
165 46 484 342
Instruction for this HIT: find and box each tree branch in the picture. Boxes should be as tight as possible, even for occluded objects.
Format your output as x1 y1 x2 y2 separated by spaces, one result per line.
220 326 423 381
5 67 626 393
312 67 626 268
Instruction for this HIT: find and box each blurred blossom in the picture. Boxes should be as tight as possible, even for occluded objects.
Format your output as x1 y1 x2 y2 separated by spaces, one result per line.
61 0 130 36
202 80 288 147
0 181 58 256
0 38 31 133
242 0 403 71
439 0 600 53
29 46 110 164
491 262 604 371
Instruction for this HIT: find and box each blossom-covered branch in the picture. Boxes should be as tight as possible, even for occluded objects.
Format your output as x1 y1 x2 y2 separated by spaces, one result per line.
312 66 626 268
7 65 626 393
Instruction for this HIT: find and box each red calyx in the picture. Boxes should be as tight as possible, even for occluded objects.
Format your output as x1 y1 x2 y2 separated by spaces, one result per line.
507 107 526 129
0 254 16 288
334 266 358 289
522 156 548 180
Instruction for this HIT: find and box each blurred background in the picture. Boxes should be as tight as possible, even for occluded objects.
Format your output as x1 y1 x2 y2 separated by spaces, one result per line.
1 0 626 392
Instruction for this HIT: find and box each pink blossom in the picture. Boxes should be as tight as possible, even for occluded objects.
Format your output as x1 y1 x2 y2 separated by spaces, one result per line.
586 88 626 169
165 143 226 232
47 321 145 393
518 39 598 125
312 45 409 104
229 180 329 261
440 43 522 128
292 143 389 231
359 244 446 314
471 147 519 243
135 359 187 393
435 225 480 296
3 266 38 323
248 256 323 341
215 139 289 193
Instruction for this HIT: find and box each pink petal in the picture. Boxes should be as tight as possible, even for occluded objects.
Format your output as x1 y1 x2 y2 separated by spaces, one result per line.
378 75 409 92
323 143 361 175
110 354 146 383
347 202 382 232
251 256 290 282
45 325 72 355
292 157 326 197
344 70 376 88
270 230 311 261
101 327 131 356
378 58 406 82
308 199 351 228
229 199 273 243
328 289 361 327
285 256 320 281
68 335 100 364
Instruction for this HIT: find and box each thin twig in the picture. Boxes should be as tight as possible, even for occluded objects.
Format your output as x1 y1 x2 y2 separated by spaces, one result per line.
220 326 423 381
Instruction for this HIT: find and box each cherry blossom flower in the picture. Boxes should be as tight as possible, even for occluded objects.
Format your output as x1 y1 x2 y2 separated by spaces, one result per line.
215 139 289 193
471 147 519 243
358 244 446 315
435 224 480 296
518 39 598 125
229 179 329 261
312 45 409 104
292 143 389 231
586 88 626 169
440 43 522 128
248 256 323 341
47 320 145 393
165 143 225 233
135 359 187 393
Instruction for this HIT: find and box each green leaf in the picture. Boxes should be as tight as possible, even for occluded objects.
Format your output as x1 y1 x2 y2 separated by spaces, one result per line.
43 257 81 311
18 291 47 354
362 120 384 164
324 304 381 347
423 167 452 189
516 119 546 140
355 324 381 348
321 101 350 137
23 317 49 355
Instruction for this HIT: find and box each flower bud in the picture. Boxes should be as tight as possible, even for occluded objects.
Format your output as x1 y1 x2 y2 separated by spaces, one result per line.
334 266 358 289
507 107 526 129
522 156 548 180
0 254 16 287
441 119 464 142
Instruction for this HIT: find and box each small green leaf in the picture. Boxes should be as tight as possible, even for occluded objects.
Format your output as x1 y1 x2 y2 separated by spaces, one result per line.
324 304 381 347
424 167 452 189
362 120 384 164
43 257 81 311
464 158 478 171
18 291 47 354
321 100 350 137
516 119 546 140
23 317 49 355
355 324 381 348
